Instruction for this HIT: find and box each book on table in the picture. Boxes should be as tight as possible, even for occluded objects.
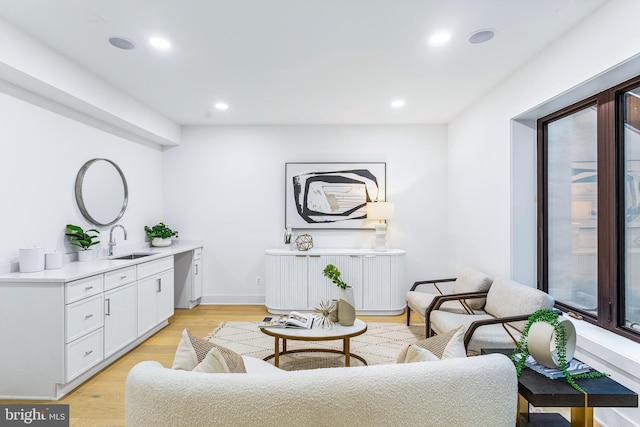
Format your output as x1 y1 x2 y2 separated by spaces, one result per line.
514 353 593 379
259 311 314 329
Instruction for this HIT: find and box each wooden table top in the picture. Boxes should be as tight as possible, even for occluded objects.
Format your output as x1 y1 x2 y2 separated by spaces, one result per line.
482 348 638 408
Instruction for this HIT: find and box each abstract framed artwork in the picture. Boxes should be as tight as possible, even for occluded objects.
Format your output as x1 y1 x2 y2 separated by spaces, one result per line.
285 162 386 229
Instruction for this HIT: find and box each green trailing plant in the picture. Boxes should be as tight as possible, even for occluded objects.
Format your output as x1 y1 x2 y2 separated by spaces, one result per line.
144 222 179 239
65 224 100 250
512 308 607 393
323 264 349 289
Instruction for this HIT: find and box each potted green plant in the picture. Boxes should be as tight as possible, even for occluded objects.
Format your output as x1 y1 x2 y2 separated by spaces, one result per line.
144 222 179 247
512 308 606 393
323 264 355 326
66 224 100 261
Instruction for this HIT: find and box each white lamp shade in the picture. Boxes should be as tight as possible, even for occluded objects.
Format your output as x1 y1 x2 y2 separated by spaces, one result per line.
367 202 395 220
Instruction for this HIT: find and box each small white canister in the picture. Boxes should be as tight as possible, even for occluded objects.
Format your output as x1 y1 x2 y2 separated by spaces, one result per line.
19 246 45 273
45 252 64 270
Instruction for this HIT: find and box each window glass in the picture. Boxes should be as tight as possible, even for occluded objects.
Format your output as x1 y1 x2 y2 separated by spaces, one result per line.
623 88 640 331
547 107 598 314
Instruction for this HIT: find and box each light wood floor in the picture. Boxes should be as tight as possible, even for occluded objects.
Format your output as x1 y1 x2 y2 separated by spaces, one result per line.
1 305 593 426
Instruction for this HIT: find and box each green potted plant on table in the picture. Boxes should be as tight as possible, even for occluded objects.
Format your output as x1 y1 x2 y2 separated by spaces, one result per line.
144 222 179 247
511 308 606 393
66 224 100 262
323 264 355 326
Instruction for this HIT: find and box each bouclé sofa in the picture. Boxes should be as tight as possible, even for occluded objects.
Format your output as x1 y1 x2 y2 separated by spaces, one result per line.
125 353 517 427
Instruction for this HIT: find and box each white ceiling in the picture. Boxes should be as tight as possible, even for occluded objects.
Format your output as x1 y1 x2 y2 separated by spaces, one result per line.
0 0 608 126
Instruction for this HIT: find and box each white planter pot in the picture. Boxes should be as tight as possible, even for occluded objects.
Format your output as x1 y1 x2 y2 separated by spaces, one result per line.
151 237 172 247
77 249 94 262
527 318 576 368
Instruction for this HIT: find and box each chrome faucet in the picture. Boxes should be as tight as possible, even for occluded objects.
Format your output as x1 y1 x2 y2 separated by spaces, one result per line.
109 224 127 256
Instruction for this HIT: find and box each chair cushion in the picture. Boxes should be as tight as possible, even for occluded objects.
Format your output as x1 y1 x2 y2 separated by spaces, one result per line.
484 277 555 331
451 267 493 309
430 311 519 355
406 291 471 320
397 326 467 362
172 328 247 373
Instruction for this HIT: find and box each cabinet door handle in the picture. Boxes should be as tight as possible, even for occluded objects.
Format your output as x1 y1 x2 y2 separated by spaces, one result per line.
105 298 111 316
85 314 93 320
84 350 93 356
195 264 198 275
157 278 162 292
85 286 93 291
120 275 127 280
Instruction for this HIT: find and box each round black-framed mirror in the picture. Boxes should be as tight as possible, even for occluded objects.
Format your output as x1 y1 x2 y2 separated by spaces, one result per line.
75 158 128 226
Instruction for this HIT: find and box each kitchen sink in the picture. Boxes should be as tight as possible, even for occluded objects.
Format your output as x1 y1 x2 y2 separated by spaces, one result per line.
112 253 156 260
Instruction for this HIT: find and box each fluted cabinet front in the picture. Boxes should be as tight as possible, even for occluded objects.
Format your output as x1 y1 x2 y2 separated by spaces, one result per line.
265 249 406 315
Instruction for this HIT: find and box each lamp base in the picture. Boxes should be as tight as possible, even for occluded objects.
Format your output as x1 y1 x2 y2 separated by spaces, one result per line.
374 223 388 252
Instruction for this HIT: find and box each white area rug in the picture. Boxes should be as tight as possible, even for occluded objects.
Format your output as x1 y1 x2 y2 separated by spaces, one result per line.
206 321 424 370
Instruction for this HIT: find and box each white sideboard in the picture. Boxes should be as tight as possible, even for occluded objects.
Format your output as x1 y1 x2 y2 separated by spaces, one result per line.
265 249 406 315
0 242 201 400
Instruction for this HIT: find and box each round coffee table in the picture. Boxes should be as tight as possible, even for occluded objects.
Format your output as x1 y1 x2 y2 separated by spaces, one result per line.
260 318 368 367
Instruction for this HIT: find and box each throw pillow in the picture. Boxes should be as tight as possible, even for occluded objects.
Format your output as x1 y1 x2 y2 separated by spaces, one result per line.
396 326 467 363
172 328 246 373
404 344 440 363
192 348 231 373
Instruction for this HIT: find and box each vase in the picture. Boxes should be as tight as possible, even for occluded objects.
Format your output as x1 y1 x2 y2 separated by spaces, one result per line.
527 318 576 368
152 237 172 247
77 249 94 262
338 287 356 326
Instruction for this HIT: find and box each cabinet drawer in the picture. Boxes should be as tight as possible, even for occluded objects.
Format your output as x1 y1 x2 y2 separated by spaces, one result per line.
104 266 136 291
66 328 103 382
65 294 104 343
65 275 103 304
137 256 173 279
194 247 202 260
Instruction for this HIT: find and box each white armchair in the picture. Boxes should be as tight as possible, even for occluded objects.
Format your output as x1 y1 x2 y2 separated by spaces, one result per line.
405 267 493 336
427 276 555 355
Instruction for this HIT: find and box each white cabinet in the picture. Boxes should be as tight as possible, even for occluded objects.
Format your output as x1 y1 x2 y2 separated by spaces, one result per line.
104 282 137 358
174 247 203 309
265 249 406 315
137 258 174 336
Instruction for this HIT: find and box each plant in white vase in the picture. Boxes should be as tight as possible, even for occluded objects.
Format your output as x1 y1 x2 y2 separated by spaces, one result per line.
144 222 178 247
65 224 100 261
323 264 355 326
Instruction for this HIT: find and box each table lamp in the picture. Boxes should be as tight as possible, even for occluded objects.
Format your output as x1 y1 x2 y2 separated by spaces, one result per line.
366 201 395 252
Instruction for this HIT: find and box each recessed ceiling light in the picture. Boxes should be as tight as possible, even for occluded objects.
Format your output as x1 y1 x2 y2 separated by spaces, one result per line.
214 102 229 111
428 32 451 46
149 37 171 50
108 37 135 50
390 99 405 109
468 29 495 44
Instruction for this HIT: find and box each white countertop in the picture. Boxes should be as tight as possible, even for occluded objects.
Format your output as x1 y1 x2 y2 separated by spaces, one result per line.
0 240 203 284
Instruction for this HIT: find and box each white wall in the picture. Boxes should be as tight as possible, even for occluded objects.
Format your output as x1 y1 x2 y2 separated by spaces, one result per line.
163 124 449 303
0 89 165 268
448 1 640 425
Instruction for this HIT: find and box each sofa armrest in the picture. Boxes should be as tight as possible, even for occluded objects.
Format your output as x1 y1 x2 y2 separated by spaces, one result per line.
425 292 489 337
463 314 532 349
409 277 456 292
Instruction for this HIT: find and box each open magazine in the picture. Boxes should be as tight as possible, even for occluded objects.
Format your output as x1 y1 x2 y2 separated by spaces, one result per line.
514 353 592 379
259 312 314 329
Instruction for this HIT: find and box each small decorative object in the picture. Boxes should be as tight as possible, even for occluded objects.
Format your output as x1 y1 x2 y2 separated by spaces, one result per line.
284 225 294 250
313 300 335 328
295 234 313 251
366 201 395 252
323 264 355 326
145 222 179 247
19 246 45 272
66 224 100 261
512 309 607 393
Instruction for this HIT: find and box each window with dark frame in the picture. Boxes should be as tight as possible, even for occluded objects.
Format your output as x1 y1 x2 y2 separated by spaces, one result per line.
538 75 640 343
